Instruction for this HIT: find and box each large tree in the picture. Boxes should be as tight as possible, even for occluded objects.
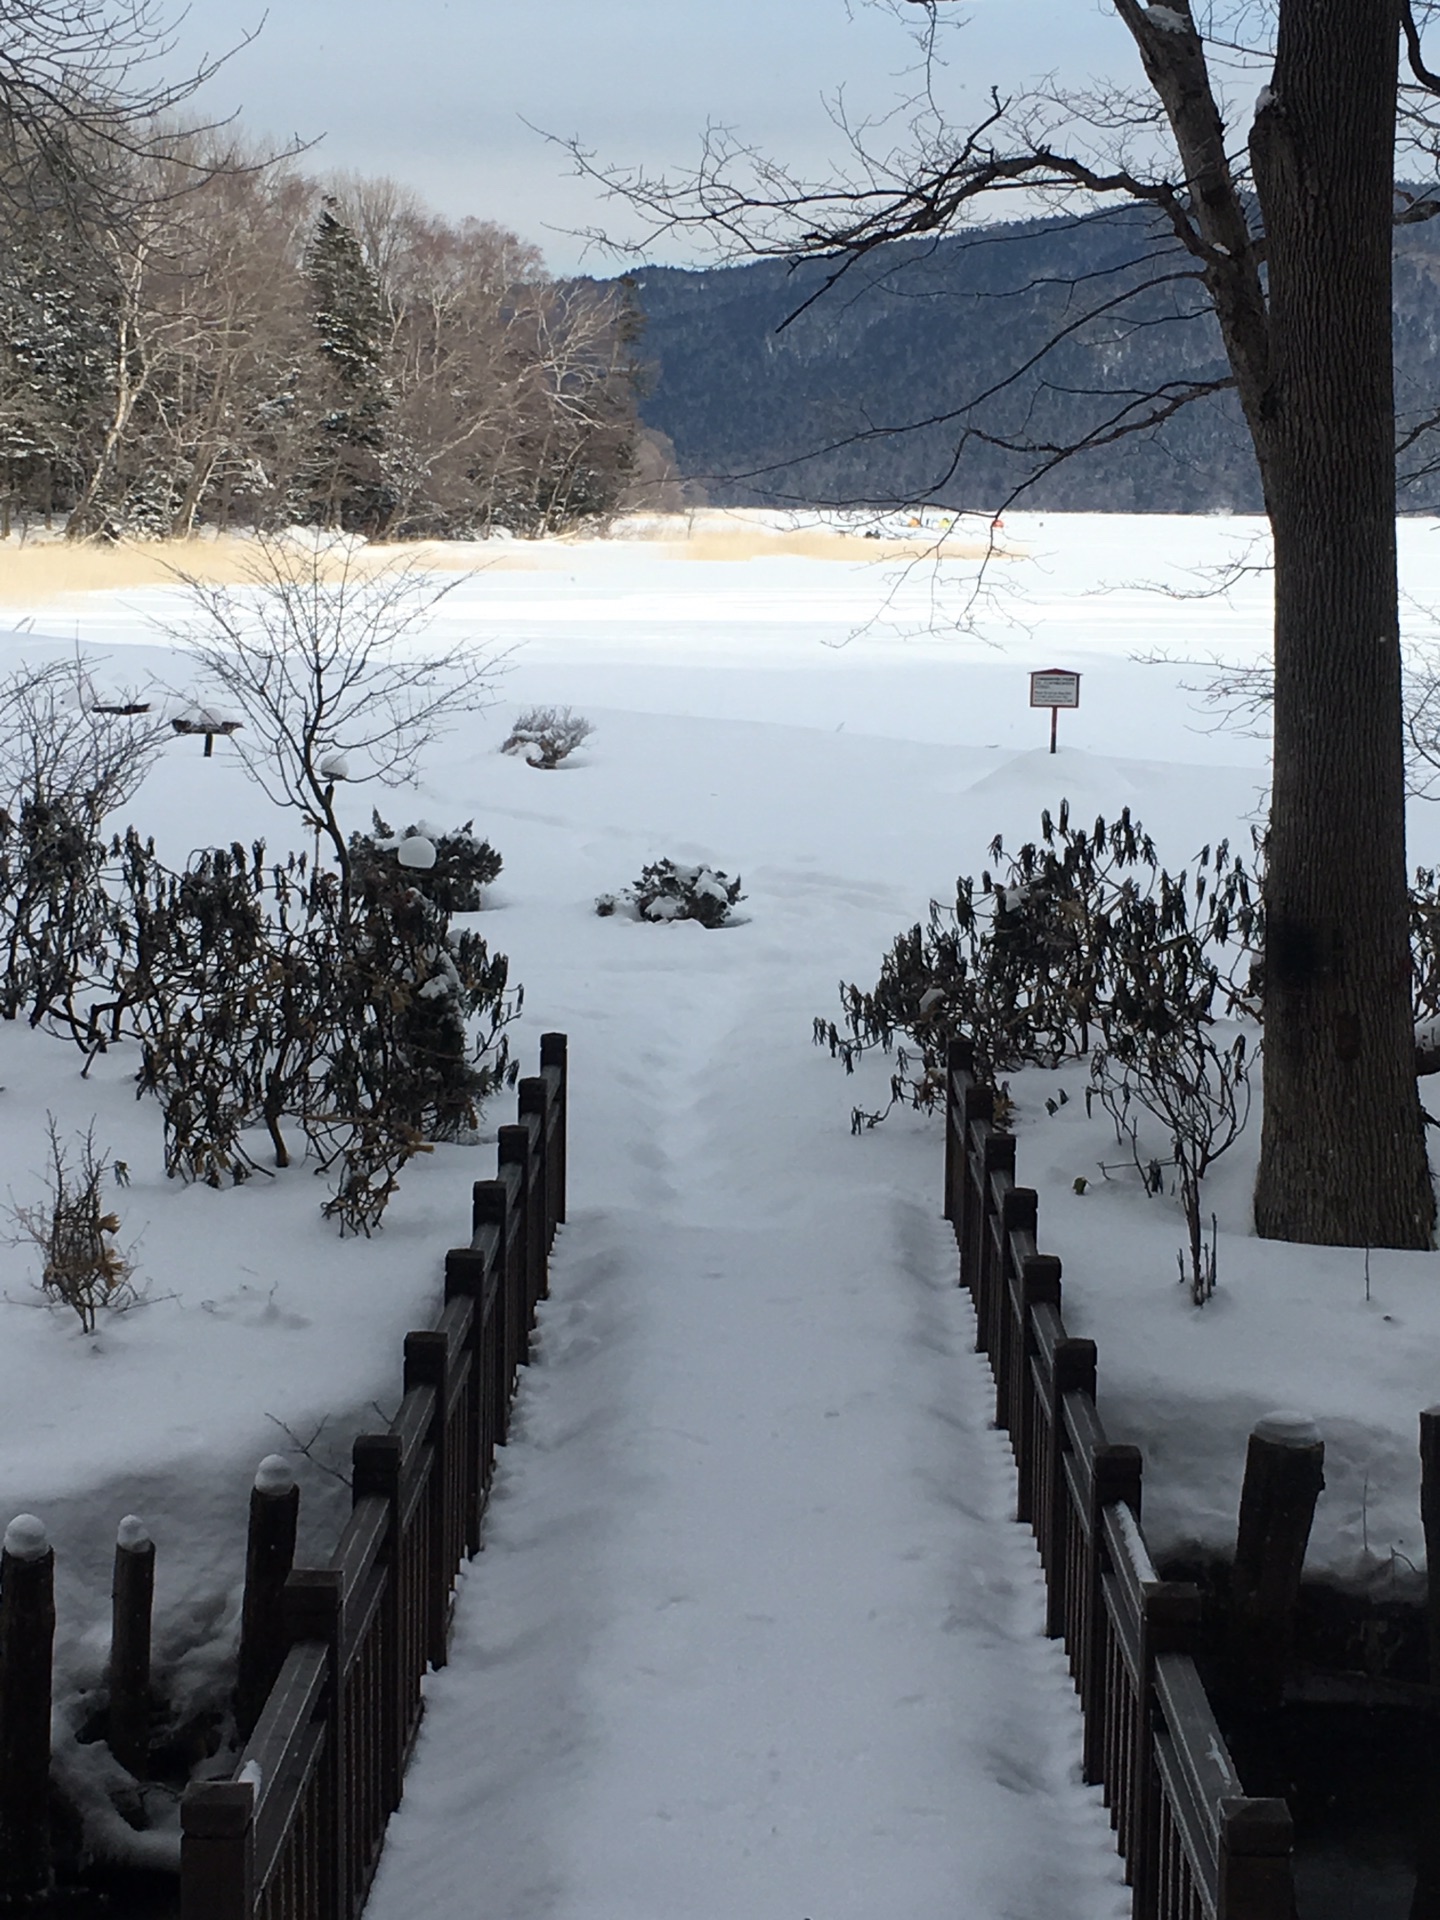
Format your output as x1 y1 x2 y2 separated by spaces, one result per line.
584 0 1440 1249
0 0 260 231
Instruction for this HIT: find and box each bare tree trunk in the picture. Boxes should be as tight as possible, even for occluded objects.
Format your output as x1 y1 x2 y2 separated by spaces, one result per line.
1248 0 1433 1246
68 249 146 541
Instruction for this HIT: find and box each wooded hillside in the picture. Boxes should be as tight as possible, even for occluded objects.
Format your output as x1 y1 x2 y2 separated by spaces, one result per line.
630 208 1440 515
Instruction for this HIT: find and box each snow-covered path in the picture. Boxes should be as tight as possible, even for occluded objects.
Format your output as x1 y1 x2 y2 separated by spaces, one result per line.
364 937 1130 1919
0 508 1304 1897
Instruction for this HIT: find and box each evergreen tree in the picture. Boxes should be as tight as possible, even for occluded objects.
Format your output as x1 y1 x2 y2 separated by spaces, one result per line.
302 198 393 532
0 198 116 533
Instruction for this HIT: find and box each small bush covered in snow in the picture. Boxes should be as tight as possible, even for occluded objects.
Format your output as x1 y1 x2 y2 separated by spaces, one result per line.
817 803 1259 1103
349 811 502 914
821 802 1262 1299
109 825 519 1228
502 706 594 768
597 858 744 929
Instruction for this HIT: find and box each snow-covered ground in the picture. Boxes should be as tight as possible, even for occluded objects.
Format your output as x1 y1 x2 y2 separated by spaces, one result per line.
4 507 1440 1903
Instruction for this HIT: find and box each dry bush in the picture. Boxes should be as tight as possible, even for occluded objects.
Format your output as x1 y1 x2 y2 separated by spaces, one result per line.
318 1118 432 1239
501 706 594 768
8 1120 135 1332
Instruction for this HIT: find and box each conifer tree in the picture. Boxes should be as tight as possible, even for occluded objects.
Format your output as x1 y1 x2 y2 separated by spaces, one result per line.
0 191 116 533
302 197 393 532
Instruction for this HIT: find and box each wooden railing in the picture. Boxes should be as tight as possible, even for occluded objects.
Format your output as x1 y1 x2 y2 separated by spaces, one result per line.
944 1037 1295 1920
179 1032 568 1920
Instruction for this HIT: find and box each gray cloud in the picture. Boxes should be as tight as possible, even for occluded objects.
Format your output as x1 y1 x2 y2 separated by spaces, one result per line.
165 0 1128 273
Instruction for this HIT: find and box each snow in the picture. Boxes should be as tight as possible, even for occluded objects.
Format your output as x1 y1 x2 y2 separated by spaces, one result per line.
253 1454 294 1496
4 1513 49 1561
1145 4 1191 31
1252 1411 1322 1449
1257 84 1275 113
397 833 437 869
115 1514 151 1552
3 506 1440 1899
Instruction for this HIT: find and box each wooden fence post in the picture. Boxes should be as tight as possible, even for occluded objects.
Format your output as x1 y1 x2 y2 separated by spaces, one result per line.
405 1328 453 1670
519 1075 553 1307
1131 1580 1203 1920
994 1185 1037 1435
1044 1337 1097 1639
353 1432 404 1814
109 1515 155 1776
1231 1412 1324 1710
236 1457 300 1741
498 1123 534 1363
283 1568 345 1908
1014 1252 1062 1527
473 1178 515 1429
1216 1797 1294 1920
180 1778 256 1920
971 1129 1016 1354
943 1037 975 1228
0 1515 54 1901
540 1031 568 1230
1083 1444 1142 1787
445 1247 494 1552
956 1079 994 1289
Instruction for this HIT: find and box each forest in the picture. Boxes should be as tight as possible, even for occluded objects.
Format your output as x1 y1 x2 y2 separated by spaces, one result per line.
0 136 644 541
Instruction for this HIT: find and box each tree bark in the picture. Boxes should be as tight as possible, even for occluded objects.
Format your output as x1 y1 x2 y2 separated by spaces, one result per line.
1248 0 1434 1246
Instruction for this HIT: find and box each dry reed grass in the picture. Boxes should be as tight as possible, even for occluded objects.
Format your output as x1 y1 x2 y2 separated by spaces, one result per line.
0 514 1009 603
648 526 996 563
0 535 518 603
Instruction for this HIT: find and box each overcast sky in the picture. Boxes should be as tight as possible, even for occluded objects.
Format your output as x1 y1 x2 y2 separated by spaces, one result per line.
165 0 1139 273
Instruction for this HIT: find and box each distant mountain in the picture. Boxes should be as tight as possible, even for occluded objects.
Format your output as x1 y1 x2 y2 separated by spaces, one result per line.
629 208 1440 515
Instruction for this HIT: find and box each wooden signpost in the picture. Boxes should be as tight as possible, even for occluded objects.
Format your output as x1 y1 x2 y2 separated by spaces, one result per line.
1029 667 1081 753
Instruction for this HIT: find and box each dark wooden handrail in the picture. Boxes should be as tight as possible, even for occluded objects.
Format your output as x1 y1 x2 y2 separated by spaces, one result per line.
944 1036 1293 1920
180 1034 569 1920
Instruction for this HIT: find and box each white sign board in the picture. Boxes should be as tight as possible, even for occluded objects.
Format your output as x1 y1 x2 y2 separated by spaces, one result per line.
1029 669 1082 709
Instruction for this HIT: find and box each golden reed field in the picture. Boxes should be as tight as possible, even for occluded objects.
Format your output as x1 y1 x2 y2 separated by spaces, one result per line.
0 513 1004 603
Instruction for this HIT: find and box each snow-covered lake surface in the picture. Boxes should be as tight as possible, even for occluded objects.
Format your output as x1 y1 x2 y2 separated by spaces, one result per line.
4 508 1440 1907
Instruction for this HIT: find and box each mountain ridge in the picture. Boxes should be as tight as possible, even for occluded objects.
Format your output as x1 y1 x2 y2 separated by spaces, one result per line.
626 207 1440 515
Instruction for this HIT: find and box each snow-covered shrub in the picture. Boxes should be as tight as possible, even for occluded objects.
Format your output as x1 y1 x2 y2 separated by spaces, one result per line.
597 858 744 928
107 827 519 1225
817 806 1161 1107
823 802 1262 1295
349 811 502 913
108 835 275 1184
7 1120 134 1332
0 657 165 1038
818 804 1259 1130
0 797 114 1034
502 706 594 768
318 852 520 1163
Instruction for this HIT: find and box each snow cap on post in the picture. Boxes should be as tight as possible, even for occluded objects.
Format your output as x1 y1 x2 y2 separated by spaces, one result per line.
1252 1410 1322 1448
116 1515 151 1552
254 1455 295 1496
3 1514 48 1561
